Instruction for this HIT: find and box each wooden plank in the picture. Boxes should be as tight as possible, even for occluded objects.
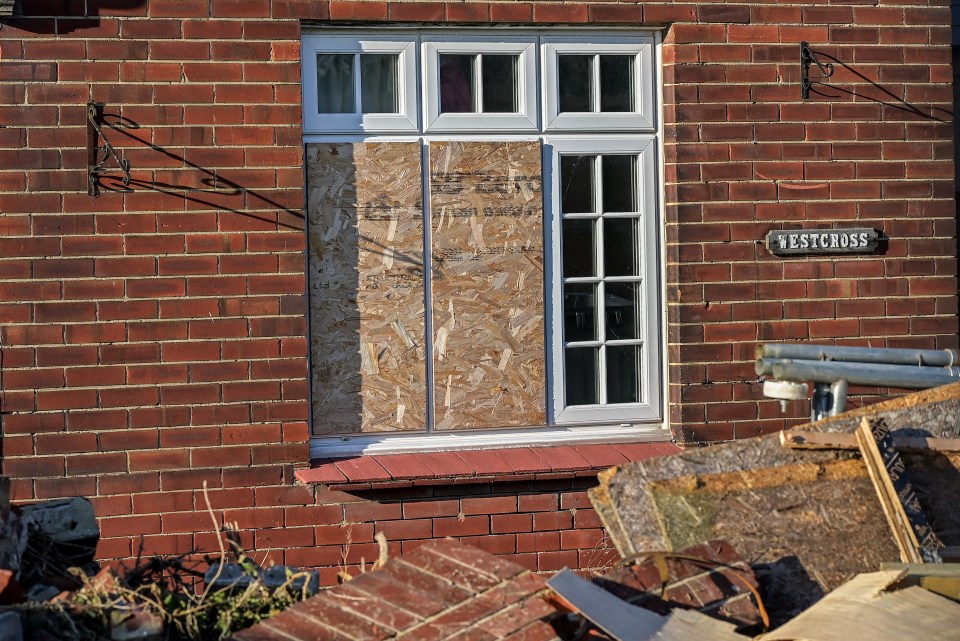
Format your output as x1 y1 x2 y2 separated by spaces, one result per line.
855 417 943 564
763 570 960 641
429 141 546 430
306 142 427 435
546 570 747 641
546 569 666 641
780 429 960 453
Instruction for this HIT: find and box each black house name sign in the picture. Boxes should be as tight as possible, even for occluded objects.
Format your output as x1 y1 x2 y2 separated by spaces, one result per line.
765 228 879 256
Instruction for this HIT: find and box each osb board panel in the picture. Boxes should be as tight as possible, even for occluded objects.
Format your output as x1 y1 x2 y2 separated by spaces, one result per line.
430 141 546 430
647 460 899 591
307 142 426 435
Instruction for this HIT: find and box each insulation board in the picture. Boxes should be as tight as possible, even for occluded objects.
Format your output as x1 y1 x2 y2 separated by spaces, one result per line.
307 142 427 435
429 141 547 430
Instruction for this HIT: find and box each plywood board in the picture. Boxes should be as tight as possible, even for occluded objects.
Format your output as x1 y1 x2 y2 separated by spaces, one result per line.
306 142 426 435
429 141 546 430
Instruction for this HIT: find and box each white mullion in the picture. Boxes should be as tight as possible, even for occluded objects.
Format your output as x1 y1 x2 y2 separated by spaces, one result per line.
353 53 363 114
591 54 601 113
474 54 483 112
594 152 607 405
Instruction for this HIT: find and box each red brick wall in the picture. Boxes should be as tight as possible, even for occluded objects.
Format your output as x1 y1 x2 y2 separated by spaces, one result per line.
0 0 956 580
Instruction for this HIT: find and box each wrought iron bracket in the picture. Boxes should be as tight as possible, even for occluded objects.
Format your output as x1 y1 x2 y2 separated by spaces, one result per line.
86 101 131 197
800 41 834 100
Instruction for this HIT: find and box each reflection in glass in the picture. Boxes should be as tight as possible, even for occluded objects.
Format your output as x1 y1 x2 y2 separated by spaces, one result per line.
317 54 355 113
603 218 638 277
602 155 637 213
562 219 595 278
605 282 640 340
360 54 399 113
563 283 596 342
560 155 595 214
440 54 475 113
600 55 634 112
565 347 598 405
559 55 592 112
482 55 519 113
606 345 640 403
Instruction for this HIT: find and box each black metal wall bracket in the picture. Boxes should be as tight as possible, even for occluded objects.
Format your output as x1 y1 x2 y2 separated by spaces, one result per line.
86 101 131 197
800 41 834 100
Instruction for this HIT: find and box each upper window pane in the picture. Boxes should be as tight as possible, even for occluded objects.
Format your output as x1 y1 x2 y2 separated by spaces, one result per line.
360 54 399 114
599 55 634 112
560 155 595 214
558 55 592 112
316 54 355 113
481 55 519 113
440 54 476 113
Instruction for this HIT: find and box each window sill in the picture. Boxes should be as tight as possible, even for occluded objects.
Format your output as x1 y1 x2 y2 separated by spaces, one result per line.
295 442 680 490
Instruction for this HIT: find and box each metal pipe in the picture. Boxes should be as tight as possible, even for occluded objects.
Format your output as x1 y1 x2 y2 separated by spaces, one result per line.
766 358 960 389
756 343 960 368
829 378 848 416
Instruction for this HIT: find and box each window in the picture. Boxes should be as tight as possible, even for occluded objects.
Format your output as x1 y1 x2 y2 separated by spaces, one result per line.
303 30 663 453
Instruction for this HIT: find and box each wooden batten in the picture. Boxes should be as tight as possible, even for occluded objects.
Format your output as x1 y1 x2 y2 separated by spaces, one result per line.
429 141 547 430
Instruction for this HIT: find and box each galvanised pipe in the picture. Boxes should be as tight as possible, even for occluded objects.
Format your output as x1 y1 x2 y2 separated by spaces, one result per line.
756 343 960 368
758 358 960 389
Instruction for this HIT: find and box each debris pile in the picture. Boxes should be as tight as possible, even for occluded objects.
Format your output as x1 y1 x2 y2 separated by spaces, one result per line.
0 486 318 641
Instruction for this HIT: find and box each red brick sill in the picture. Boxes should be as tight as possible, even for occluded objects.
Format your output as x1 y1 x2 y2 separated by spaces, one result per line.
295 442 681 490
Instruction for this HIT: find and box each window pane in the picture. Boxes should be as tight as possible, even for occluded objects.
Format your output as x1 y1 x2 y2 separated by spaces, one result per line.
603 218 638 277
560 155 595 214
599 55 634 112
565 347 598 405
360 54 399 114
563 283 596 342
606 345 640 403
316 54 355 113
559 55 592 112
605 282 640 340
440 54 475 113
602 155 638 213
481 55 518 113
562 219 595 278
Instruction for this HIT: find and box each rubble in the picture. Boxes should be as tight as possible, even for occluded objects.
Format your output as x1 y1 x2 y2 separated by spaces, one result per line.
588 381 960 622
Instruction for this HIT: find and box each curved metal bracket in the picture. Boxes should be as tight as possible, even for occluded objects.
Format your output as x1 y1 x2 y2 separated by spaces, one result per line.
800 41 834 100
86 101 131 197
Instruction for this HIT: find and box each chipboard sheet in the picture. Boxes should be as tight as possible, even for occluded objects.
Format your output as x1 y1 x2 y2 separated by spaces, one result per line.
307 142 426 435
429 141 547 430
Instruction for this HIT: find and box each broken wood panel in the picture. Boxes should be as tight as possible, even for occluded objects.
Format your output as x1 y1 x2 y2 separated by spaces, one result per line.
856 417 943 563
307 142 427 435
429 141 546 430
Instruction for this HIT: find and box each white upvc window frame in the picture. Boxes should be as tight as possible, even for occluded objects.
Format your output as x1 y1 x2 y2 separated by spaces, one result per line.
301 34 419 134
302 29 668 457
422 35 538 132
543 34 656 132
545 136 662 425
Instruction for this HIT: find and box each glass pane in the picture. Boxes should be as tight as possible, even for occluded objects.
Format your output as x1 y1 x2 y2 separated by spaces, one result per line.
559 55 593 112
603 218 638 277
565 347 598 405
360 54 399 114
606 345 640 404
560 155 595 214
562 219 595 278
563 283 596 342
605 282 640 340
316 54 355 113
440 54 475 113
481 55 518 113
602 155 638 213
600 55 634 112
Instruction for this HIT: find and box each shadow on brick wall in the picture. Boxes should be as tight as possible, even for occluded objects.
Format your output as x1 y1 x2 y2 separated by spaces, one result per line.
811 52 953 122
94 111 304 232
5 0 147 34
